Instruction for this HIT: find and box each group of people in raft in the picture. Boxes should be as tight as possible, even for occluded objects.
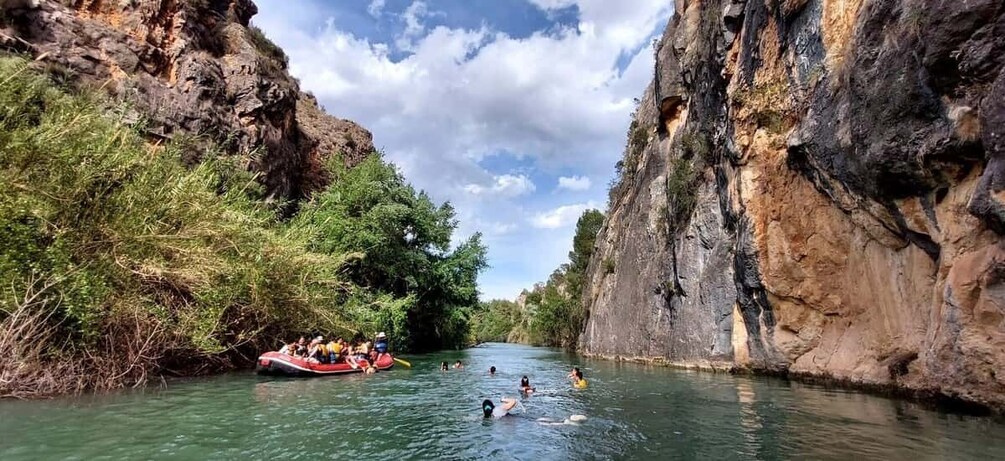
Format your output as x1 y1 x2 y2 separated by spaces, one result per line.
464 365 588 419
277 332 390 375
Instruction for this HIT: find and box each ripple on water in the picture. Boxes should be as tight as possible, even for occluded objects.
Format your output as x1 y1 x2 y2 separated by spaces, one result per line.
2 344 1005 460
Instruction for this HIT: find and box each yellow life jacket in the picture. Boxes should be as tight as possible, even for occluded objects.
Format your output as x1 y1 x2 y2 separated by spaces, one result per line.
574 379 588 389
327 342 339 354
317 343 328 356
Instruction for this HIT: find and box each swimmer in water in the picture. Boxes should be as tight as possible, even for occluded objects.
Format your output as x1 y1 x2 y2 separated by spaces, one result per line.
440 361 449 371
572 369 588 388
489 366 496 375
482 398 518 418
519 375 535 393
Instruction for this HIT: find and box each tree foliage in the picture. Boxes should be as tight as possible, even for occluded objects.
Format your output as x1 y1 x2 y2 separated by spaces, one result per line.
470 209 604 349
0 56 486 394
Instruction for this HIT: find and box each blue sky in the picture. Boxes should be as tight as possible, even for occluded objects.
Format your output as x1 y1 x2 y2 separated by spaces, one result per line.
254 0 672 300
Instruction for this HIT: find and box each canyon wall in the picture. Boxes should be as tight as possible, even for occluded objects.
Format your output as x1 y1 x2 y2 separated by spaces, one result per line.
581 0 1005 410
0 0 372 200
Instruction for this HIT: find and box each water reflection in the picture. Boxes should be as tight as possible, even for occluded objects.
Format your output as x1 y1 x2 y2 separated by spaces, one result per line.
1 344 1004 460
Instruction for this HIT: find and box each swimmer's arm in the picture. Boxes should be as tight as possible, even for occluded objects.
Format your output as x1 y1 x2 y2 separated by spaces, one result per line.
501 398 518 411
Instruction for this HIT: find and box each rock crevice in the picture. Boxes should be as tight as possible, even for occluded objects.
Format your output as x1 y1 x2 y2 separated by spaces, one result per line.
581 0 1005 411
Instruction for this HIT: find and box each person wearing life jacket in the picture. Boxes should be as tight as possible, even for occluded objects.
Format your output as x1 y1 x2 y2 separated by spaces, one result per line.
374 332 389 354
572 369 588 389
319 338 331 364
327 338 343 363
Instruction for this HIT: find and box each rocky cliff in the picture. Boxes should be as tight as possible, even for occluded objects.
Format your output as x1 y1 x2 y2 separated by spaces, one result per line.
0 0 372 200
581 0 1005 410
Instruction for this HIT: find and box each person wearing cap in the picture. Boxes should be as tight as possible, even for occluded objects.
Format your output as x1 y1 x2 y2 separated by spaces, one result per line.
482 398 518 419
374 332 388 354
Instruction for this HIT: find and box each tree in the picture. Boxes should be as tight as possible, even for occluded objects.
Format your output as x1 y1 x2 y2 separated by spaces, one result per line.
292 155 487 350
516 209 605 348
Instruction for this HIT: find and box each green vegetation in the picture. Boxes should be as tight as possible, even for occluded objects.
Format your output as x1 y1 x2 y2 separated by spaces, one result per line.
470 209 604 349
291 157 487 351
733 80 789 134
247 26 289 70
469 299 522 343
664 156 698 235
246 26 289 79
610 119 651 206
0 57 484 396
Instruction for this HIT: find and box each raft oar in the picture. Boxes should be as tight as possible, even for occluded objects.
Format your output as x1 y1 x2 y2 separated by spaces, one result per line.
394 357 412 368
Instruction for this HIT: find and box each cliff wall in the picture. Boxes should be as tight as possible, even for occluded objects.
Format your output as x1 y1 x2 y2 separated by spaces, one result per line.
581 0 1005 410
0 0 372 200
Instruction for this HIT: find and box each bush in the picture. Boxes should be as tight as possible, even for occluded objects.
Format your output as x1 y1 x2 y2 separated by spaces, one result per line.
247 26 289 70
664 156 699 235
0 55 486 396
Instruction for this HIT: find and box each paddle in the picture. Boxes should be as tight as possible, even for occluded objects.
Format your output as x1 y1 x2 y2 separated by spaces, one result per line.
393 357 412 368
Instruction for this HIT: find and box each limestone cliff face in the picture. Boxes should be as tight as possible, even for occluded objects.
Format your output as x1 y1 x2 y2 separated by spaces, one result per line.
0 0 372 199
581 0 1005 410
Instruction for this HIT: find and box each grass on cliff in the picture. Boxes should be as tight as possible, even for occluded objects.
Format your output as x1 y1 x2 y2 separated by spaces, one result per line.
0 56 481 397
247 25 289 78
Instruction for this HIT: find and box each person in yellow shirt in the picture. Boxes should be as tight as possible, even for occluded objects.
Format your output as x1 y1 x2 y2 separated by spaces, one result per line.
569 367 588 388
327 339 341 363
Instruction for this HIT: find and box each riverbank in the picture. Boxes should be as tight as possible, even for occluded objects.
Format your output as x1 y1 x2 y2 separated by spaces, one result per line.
581 352 1003 416
0 54 484 399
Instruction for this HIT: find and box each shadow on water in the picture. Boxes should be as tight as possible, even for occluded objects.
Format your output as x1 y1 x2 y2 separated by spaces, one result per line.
1 343 1004 460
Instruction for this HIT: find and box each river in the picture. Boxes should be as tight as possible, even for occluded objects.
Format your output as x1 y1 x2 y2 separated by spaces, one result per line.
1 343 1004 460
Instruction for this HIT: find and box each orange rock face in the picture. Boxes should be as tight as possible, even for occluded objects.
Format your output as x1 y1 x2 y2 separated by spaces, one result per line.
581 0 1005 411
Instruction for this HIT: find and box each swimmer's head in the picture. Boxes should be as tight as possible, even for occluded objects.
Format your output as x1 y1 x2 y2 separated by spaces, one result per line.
482 399 495 418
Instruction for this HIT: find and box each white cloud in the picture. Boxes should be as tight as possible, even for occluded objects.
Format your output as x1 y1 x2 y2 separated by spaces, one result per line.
367 0 385 18
530 201 599 229
557 175 592 191
397 1 439 52
252 1 672 300
464 174 536 197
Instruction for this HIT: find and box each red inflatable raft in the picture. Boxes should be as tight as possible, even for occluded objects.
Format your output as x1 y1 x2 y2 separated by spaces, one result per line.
256 351 394 377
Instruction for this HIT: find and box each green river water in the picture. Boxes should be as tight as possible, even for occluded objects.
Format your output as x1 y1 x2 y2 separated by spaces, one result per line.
2 343 1004 460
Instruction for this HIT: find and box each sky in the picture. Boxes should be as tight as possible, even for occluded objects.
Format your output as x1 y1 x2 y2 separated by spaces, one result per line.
253 0 672 301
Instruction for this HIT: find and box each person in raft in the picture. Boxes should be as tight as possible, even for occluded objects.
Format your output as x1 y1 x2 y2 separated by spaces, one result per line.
294 336 308 357
520 376 535 393
453 360 464 369
306 336 326 363
440 361 449 371
482 398 518 419
278 341 297 356
374 332 389 354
